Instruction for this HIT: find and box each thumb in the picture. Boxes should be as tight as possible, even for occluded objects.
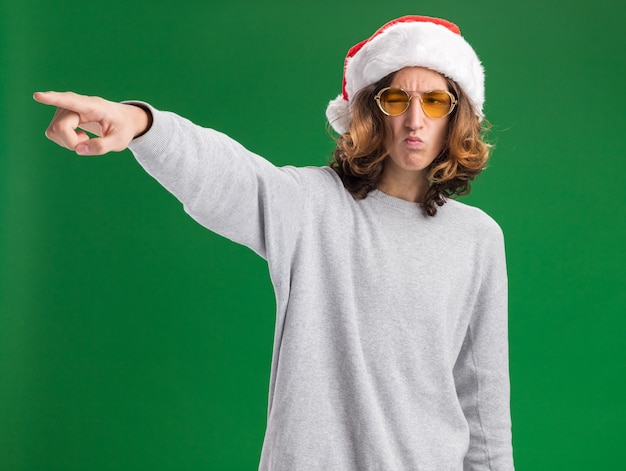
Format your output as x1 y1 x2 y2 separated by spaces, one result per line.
75 142 92 156
74 134 131 156
74 131 91 155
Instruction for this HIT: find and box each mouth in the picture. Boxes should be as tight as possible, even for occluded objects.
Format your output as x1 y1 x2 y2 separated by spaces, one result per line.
404 136 424 148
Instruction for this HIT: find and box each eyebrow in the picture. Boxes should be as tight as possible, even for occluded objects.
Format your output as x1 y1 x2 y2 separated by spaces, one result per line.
392 88 449 94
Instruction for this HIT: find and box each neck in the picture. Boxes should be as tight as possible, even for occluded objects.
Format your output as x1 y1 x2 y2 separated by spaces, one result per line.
378 164 430 203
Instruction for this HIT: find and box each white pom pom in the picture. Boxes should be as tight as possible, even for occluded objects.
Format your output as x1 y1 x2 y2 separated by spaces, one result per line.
325 95 351 135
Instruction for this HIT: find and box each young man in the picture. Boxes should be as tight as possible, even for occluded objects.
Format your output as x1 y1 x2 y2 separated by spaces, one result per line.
35 15 514 470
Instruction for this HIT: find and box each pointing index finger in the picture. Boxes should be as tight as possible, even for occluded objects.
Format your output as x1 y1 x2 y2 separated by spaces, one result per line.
33 91 94 113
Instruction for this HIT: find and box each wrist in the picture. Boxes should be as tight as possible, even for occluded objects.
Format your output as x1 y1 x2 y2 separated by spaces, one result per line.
125 103 153 138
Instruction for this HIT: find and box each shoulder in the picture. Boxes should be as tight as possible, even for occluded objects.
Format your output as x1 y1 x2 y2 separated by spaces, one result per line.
285 165 341 184
438 199 504 242
282 165 349 198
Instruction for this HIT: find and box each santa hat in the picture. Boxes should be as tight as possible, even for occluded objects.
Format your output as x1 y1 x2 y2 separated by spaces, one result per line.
326 15 485 134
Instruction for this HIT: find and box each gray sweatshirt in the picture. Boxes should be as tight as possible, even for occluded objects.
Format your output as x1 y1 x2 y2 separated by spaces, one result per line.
128 105 514 470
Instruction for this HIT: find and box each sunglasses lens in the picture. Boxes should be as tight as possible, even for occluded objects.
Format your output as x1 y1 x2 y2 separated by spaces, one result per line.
421 91 454 118
379 88 410 115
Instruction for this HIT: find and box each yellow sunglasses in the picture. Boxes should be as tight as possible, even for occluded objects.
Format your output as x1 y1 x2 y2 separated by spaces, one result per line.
374 87 457 119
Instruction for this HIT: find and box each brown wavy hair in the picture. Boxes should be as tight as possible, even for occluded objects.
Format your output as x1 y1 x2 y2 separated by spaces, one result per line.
329 72 492 216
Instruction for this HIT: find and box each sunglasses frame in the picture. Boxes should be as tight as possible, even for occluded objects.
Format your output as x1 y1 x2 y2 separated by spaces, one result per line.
374 87 458 119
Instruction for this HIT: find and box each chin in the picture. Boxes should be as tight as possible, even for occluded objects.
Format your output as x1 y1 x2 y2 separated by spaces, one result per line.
399 156 435 172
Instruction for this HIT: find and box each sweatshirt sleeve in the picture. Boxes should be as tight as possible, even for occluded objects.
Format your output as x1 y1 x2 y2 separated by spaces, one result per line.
127 103 307 267
453 224 514 470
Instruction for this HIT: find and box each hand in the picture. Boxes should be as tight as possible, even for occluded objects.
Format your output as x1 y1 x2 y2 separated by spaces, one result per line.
33 91 151 156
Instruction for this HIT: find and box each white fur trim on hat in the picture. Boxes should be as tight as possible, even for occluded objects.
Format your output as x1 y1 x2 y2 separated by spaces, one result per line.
326 16 484 134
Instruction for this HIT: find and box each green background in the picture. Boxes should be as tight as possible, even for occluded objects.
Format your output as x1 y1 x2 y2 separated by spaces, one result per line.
1 0 624 469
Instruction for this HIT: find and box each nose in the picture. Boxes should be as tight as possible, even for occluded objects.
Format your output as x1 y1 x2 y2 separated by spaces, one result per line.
403 97 426 130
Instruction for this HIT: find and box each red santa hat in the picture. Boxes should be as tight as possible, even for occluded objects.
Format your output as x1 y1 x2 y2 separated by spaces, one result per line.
326 15 485 134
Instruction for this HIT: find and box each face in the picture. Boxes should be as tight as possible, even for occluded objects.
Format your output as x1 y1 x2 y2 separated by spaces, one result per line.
382 67 451 188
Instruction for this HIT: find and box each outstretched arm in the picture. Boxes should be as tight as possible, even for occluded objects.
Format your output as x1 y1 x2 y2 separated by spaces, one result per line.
33 91 152 155
34 93 309 267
